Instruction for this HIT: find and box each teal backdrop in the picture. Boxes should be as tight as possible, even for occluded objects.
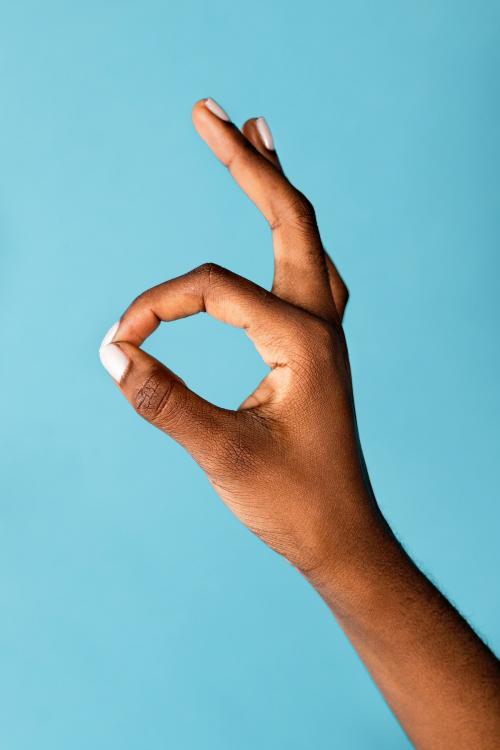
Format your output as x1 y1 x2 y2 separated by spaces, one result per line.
1 2 499 748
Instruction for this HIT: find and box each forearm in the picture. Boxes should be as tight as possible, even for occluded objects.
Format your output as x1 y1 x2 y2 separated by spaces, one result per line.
312 516 500 749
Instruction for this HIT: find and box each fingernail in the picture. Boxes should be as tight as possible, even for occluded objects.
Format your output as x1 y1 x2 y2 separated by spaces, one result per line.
204 98 230 122
99 344 129 383
100 321 120 350
256 117 274 150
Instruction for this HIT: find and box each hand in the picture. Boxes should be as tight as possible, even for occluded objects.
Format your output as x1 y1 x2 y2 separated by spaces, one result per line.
100 99 500 749
99 98 385 584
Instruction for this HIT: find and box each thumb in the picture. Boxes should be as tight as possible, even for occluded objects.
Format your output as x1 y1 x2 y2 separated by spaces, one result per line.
99 337 231 466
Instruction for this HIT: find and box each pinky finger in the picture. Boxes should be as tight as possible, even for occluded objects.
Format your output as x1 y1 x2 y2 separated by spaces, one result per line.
325 252 349 321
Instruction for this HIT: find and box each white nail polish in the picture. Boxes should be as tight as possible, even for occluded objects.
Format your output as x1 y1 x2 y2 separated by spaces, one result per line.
100 344 129 383
204 98 230 122
100 321 120 350
256 117 274 150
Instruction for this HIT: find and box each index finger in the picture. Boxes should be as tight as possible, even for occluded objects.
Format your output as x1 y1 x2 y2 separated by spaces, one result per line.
113 263 308 368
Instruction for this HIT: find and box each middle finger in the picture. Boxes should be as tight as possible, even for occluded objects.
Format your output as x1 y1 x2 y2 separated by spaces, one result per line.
192 98 337 322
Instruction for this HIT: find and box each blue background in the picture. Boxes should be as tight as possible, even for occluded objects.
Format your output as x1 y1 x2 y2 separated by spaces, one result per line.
1 1 499 747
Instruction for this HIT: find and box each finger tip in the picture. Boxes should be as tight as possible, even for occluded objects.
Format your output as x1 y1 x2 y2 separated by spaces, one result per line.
193 97 231 128
99 343 130 384
192 99 221 140
255 116 275 151
241 117 259 138
192 97 208 116
191 99 207 128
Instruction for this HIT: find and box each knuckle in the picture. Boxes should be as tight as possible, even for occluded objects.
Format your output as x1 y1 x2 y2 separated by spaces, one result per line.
134 371 182 427
195 261 216 280
195 262 228 286
128 288 149 310
340 281 350 306
225 141 253 172
275 190 316 232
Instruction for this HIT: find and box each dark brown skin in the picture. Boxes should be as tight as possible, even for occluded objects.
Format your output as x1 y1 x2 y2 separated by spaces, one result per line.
100 98 500 748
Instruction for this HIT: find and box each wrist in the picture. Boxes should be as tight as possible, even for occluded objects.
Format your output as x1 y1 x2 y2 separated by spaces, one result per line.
302 505 407 616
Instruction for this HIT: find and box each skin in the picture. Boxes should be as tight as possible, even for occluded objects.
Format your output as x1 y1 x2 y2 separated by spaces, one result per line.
102 99 500 748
